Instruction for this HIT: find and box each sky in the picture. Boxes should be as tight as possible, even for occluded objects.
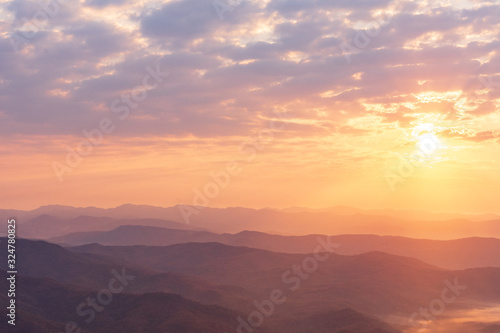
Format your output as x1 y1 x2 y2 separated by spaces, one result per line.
0 0 499 213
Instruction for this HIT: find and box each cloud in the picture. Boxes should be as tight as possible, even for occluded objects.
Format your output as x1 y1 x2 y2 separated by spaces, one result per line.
0 0 498 143
1 0 500 213
266 0 392 16
84 0 130 8
441 129 500 142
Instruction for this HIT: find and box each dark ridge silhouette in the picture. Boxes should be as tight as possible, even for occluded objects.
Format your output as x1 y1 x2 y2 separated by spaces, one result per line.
2 237 499 332
0 272 253 333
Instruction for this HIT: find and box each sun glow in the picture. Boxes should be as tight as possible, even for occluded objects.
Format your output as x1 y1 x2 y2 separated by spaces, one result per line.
410 123 447 165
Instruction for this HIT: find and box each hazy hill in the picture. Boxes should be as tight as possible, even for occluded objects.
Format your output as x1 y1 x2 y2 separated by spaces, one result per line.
278 206 500 223
51 225 222 246
271 308 402 333
0 272 251 333
2 237 499 332
0 238 255 311
0 238 407 333
72 242 500 317
3 204 500 239
17 214 201 239
52 225 500 269
0 272 403 333
3 203 498 223
2 235 499 332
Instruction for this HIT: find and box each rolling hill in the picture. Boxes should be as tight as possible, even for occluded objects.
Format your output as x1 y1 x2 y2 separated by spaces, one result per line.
3 204 500 239
71 241 500 318
51 225 500 269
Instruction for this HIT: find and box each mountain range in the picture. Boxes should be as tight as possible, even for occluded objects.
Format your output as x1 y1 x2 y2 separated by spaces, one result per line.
50 224 500 270
3 204 500 238
2 204 500 332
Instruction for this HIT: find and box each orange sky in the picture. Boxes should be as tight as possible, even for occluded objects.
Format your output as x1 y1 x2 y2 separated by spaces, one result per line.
1 0 499 213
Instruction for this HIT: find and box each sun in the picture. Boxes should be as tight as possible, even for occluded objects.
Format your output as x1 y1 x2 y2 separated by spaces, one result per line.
410 123 445 163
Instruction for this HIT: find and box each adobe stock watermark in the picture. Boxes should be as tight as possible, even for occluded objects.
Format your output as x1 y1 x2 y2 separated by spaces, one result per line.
56 267 135 333
477 74 500 92
51 62 169 182
340 14 392 64
384 125 442 192
213 0 243 21
458 74 500 111
10 0 67 52
178 110 288 224
408 278 466 330
232 237 339 333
